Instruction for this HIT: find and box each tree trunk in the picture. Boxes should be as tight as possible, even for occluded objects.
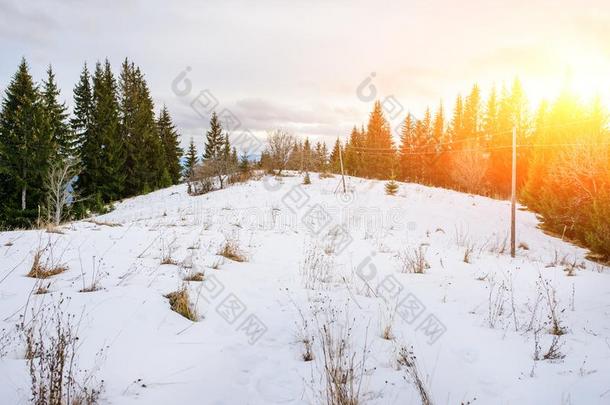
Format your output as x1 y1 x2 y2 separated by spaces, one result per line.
21 186 26 210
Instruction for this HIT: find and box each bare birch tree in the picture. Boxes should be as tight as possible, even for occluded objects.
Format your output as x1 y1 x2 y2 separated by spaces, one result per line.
45 159 79 225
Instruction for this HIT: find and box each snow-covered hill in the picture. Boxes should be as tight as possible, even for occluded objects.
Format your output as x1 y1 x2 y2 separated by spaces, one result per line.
0 173 609 404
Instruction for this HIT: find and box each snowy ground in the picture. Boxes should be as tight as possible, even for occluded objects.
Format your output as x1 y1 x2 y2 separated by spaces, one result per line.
0 173 609 404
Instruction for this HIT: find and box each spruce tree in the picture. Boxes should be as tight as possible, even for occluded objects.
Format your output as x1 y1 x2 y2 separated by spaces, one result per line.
487 79 529 197
239 153 250 175
157 105 183 184
329 138 342 173
398 113 416 181
303 171 311 185
0 58 54 226
463 84 482 138
231 147 238 166
448 94 464 145
202 112 232 188
78 60 125 205
344 126 364 177
119 60 163 195
203 112 224 161
364 101 395 179
302 138 312 172
430 102 448 186
184 137 198 178
385 173 399 196
41 65 71 159
71 63 94 163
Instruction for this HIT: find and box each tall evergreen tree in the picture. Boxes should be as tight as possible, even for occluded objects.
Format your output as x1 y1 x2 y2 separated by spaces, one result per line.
448 94 464 146
344 125 365 177
398 113 416 181
184 137 198 178
203 112 225 161
41 65 70 159
157 105 183 184
364 101 395 178
202 113 233 188
78 60 125 205
0 58 54 226
329 138 342 173
463 84 482 139
71 63 94 162
429 102 447 185
487 79 529 196
302 138 313 173
119 60 163 195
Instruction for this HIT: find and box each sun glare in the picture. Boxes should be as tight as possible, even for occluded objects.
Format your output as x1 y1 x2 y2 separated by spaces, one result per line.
523 45 610 107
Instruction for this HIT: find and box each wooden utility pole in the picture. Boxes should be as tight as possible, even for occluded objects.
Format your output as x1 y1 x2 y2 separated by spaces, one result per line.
338 139 347 194
510 125 517 258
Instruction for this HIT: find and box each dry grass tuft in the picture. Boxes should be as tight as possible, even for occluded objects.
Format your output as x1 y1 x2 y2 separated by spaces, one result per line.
27 249 67 279
396 246 430 274
463 242 475 263
397 346 433 405
218 238 247 262
184 272 205 282
165 287 198 321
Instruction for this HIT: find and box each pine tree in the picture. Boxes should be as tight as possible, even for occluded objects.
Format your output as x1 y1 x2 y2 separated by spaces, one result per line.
429 102 447 185
239 153 250 174
303 171 311 185
411 110 432 182
157 105 183 184
398 114 416 181
0 58 55 226
483 86 499 137
463 84 482 139
364 101 395 179
385 173 399 196
448 94 464 146
184 137 198 178
203 112 224 161
287 141 303 171
302 138 312 172
119 60 163 195
231 147 238 166
41 65 71 159
71 63 94 163
344 126 364 176
78 60 125 205
202 113 233 188
487 79 529 196
329 138 342 173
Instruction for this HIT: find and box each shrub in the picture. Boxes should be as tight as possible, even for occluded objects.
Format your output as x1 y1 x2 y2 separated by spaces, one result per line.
301 246 333 289
23 299 103 405
318 319 366 405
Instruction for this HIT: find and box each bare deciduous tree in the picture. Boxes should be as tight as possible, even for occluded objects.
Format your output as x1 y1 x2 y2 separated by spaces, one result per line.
266 130 295 175
451 141 488 193
45 159 80 226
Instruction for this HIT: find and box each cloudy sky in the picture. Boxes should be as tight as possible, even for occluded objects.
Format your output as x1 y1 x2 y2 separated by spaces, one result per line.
1 0 609 151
